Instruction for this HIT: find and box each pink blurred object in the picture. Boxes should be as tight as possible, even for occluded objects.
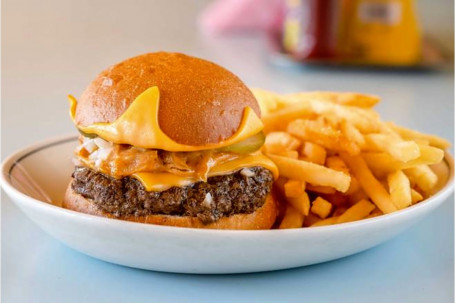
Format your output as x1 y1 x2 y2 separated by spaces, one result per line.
198 0 285 36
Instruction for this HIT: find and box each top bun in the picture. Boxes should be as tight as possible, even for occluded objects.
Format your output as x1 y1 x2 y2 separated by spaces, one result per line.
75 52 260 146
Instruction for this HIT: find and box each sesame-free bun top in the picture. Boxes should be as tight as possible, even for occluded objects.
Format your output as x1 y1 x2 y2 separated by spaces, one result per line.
74 52 261 146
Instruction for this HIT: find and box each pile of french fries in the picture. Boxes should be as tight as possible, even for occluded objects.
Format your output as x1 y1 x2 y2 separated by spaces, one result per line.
252 89 450 228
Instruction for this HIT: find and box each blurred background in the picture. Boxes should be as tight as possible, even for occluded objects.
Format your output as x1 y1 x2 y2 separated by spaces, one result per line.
1 1 454 302
2 0 454 156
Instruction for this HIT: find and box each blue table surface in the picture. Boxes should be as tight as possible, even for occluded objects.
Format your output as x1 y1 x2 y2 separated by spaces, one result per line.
1 195 453 303
2 1 454 301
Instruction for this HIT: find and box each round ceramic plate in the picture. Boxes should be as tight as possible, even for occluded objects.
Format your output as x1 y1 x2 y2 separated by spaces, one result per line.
1 135 453 274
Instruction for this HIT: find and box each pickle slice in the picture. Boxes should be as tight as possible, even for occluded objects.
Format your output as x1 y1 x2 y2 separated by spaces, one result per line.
77 129 97 139
218 132 265 153
77 129 264 153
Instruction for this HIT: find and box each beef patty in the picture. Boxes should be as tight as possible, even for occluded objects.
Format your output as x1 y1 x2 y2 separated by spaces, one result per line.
71 166 273 223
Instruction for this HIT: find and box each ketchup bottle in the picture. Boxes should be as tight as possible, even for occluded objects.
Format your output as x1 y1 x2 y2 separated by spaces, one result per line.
282 0 339 60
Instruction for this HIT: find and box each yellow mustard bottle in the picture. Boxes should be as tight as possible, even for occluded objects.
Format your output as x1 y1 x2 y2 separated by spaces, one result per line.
340 0 421 66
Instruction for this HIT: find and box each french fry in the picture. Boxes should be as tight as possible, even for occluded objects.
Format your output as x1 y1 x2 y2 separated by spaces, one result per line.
274 176 288 193
300 142 327 165
284 180 306 198
413 138 430 146
387 170 412 209
262 103 316 132
287 192 311 216
264 132 300 154
306 184 337 194
311 216 340 227
411 188 424 204
362 145 444 175
311 197 333 219
321 192 349 207
269 99 381 133
285 91 380 108
279 204 305 229
366 207 383 218
333 206 348 217
275 150 299 159
341 154 397 213
337 199 376 223
346 176 361 195
347 188 369 205
365 134 420 162
267 154 351 192
287 119 360 155
258 89 449 228
251 88 285 116
387 122 451 149
303 212 321 227
404 165 438 193
326 156 350 174
340 121 365 147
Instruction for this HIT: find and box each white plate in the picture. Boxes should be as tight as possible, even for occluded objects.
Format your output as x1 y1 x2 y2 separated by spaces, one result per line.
1 135 453 274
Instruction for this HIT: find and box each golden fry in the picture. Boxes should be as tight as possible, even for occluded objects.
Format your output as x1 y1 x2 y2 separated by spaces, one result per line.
341 154 397 213
347 188 370 205
287 119 360 155
366 134 420 162
287 192 311 216
311 216 340 227
274 150 299 159
311 197 333 219
258 89 449 228
340 121 365 147
333 206 348 217
306 184 337 194
365 207 383 218
388 122 451 149
387 170 412 209
251 88 282 116
404 165 438 193
321 192 349 207
411 188 424 204
268 154 351 192
262 102 316 132
345 176 361 195
274 176 288 193
264 132 301 154
284 180 306 198
300 142 327 165
326 156 350 174
284 91 380 108
303 212 321 227
362 144 444 176
279 204 305 229
337 199 376 223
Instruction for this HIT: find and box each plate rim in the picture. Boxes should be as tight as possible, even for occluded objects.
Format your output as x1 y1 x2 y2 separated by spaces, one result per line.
1 133 454 235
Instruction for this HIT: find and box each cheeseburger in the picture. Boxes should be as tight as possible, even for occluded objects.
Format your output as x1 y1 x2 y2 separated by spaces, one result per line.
64 52 279 229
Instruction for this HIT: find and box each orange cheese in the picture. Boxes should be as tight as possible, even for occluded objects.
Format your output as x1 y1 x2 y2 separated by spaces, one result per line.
69 86 264 151
132 153 278 191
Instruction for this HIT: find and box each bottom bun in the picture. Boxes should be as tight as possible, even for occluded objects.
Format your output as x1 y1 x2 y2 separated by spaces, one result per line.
63 182 278 230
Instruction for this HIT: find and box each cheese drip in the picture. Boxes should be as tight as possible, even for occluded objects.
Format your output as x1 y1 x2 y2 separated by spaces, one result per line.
69 86 263 151
132 153 278 191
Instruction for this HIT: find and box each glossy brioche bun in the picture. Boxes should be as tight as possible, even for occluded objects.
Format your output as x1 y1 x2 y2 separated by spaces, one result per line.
75 52 261 146
63 182 278 230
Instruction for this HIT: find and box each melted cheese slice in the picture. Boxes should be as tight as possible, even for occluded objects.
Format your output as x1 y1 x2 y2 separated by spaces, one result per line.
132 153 278 191
69 86 264 151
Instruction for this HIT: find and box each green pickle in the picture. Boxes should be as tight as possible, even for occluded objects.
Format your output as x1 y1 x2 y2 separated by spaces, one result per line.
76 129 264 153
77 129 97 139
218 132 265 153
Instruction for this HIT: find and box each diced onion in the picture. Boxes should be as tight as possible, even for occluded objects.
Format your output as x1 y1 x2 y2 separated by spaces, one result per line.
241 168 255 177
202 192 213 207
94 137 113 149
82 139 97 153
